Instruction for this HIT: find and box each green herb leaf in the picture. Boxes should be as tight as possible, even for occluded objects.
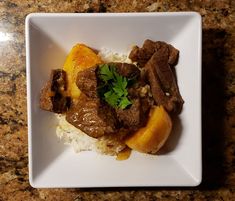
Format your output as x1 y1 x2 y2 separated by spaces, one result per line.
113 86 124 97
104 90 119 107
98 64 132 109
119 97 132 109
99 64 114 82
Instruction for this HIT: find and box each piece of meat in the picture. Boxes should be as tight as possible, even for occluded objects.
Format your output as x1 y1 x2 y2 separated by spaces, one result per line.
115 99 144 130
76 66 98 98
116 98 151 131
155 41 179 66
152 47 181 99
76 63 140 99
66 94 118 138
40 69 71 113
140 96 154 115
146 64 169 109
150 45 172 92
128 86 140 99
129 40 156 67
145 47 184 114
168 44 179 66
129 39 183 114
129 39 179 67
110 62 140 79
111 63 151 130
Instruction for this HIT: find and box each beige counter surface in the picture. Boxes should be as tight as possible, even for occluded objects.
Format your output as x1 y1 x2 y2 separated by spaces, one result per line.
0 0 234 200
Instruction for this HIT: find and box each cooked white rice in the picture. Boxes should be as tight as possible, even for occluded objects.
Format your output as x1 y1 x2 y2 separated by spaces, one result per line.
56 49 131 155
98 48 132 63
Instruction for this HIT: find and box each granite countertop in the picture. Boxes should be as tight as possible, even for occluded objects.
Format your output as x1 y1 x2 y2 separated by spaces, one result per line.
0 0 234 200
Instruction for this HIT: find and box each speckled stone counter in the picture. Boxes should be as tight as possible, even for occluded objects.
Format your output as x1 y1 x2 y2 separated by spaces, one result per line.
0 0 234 200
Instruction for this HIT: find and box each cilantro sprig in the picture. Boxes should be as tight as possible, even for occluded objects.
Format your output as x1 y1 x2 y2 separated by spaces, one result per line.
98 64 132 109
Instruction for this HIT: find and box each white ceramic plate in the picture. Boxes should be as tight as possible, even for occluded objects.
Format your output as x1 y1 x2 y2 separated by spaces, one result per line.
26 12 202 187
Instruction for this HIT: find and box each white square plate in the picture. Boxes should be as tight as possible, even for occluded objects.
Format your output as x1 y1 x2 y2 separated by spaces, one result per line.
26 12 202 187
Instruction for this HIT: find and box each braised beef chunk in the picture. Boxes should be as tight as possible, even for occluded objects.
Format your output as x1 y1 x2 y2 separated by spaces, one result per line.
145 45 184 114
146 63 169 109
116 82 153 130
146 52 183 113
128 86 140 99
40 69 70 113
65 94 150 138
141 97 153 114
129 40 156 67
129 39 179 67
128 84 154 111
149 45 172 92
116 99 143 130
51 69 67 91
152 48 181 101
66 94 118 138
76 63 140 99
110 63 140 79
129 39 183 114
76 66 98 98
168 44 179 66
116 97 152 131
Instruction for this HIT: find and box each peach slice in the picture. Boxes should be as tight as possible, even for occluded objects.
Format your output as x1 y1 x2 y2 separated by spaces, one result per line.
125 106 172 154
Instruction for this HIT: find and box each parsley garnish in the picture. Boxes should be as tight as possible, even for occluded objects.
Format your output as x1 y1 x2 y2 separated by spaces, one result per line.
98 64 132 109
